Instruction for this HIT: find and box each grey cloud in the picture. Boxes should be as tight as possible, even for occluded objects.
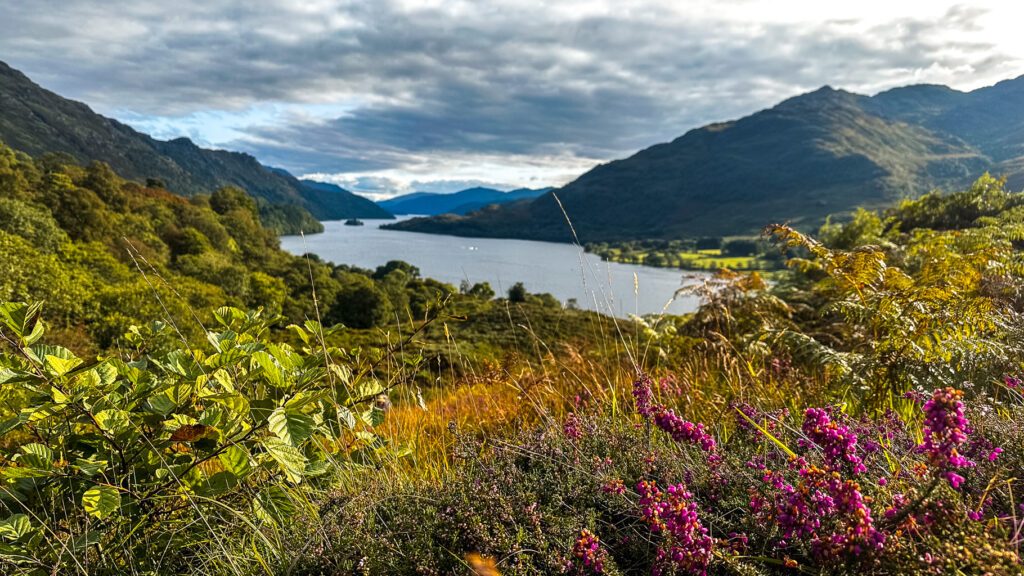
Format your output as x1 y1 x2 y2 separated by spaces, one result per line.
0 1 1017 178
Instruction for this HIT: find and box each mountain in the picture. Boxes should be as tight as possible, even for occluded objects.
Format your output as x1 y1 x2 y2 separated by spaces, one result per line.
386 78 1024 242
0 61 390 223
377 186 551 216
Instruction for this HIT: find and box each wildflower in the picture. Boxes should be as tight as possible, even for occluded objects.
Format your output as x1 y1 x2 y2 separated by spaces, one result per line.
569 529 605 574
602 478 626 495
1005 375 1021 389
564 413 583 440
917 388 975 487
633 375 655 416
800 408 866 474
638 481 713 575
773 467 885 561
652 409 716 452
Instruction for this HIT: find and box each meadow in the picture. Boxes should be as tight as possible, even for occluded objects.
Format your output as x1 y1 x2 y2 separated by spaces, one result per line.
0 156 1022 575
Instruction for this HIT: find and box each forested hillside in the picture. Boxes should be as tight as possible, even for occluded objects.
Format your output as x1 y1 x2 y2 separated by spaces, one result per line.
0 140 523 353
0 61 391 229
388 78 1024 242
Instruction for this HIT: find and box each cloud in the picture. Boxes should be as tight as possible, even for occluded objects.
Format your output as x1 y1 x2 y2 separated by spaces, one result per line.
1 1 1022 197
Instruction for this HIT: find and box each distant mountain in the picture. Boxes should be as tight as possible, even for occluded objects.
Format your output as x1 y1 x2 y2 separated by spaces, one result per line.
378 186 550 215
0 61 390 223
386 78 1024 242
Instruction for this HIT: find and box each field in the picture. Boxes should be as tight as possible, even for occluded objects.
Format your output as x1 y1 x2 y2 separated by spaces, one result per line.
585 241 782 271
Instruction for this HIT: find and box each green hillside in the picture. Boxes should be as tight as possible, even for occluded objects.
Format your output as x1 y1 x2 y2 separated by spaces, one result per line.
386 80 1024 242
0 61 391 230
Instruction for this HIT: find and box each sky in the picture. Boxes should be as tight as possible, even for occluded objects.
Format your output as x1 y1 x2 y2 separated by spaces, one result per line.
2 1 1023 200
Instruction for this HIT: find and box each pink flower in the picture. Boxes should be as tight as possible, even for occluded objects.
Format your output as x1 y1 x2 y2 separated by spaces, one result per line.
918 388 975 488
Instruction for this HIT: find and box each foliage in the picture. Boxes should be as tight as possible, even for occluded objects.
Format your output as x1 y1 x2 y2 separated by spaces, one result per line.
508 282 528 303
0 141 452 349
0 303 406 574
759 174 1024 404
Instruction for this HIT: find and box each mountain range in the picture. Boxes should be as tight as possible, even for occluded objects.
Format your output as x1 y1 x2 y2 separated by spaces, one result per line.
0 60 390 224
386 77 1024 242
377 186 551 216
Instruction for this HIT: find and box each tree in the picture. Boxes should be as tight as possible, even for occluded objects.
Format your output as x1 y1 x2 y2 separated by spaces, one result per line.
373 260 420 280
696 237 722 250
468 281 495 300
722 239 759 257
210 187 258 219
508 282 527 303
0 198 68 253
327 274 393 328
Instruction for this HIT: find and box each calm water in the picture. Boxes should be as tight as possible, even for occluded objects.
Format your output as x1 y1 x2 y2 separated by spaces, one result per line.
280 217 707 317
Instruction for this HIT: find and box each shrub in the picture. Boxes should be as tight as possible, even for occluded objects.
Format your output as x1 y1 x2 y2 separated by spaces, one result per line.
0 302 403 574
297 375 1024 575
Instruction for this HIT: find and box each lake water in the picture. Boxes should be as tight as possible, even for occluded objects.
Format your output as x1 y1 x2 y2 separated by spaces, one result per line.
280 217 708 317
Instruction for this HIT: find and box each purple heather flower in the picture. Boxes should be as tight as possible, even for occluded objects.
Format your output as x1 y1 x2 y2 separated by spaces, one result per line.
800 408 866 474
633 375 656 416
918 388 975 487
570 529 605 574
652 409 717 453
564 413 583 440
638 481 713 576
772 467 885 561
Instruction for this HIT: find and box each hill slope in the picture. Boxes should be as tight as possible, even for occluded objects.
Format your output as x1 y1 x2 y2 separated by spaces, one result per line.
378 186 550 215
387 79 1024 242
0 61 390 222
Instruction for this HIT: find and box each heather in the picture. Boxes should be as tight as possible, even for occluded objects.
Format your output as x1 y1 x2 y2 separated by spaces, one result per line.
0 172 1021 576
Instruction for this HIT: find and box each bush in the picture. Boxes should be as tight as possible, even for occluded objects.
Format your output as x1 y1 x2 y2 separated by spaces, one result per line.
508 282 528 303
0 302 403 574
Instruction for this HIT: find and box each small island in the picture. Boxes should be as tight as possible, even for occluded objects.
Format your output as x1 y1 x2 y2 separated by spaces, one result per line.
344 218 365 226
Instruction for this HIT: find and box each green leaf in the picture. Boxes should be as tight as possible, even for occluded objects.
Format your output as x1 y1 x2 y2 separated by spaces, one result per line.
72 457 109 477
94 409 132 436
303 459 331 478
261 437 307 483
355 380 385 402
0 515 32 541
205 392 249 416
287 324 311 346
44 354 81 377
146 393 177 416
214 306 245 328
337 405 356 430
21 402 65 422
19 443 52 470
2 467 50 479
69 531 102 551
0 414 28 435
284 389 327 409
0 302 44 346
252 351 286 387
269 407 315 446
82 485 121 519
218 445 252 478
